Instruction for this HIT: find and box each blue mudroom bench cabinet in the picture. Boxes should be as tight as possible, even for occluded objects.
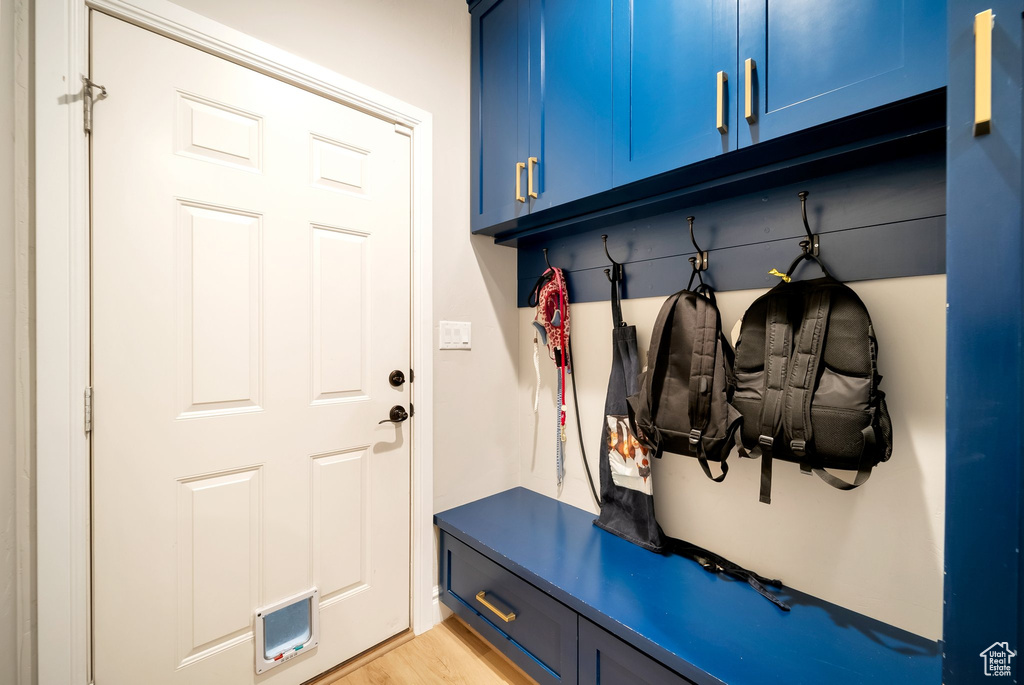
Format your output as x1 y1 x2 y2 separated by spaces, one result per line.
436 488 941 685
467 0 947 236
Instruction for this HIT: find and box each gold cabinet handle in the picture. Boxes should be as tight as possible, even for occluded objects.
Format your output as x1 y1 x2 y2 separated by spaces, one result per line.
974 9 994 136
527 156 538 198
744 58 756 123
475 591 516 623
716 71 728 134
515 161 526 202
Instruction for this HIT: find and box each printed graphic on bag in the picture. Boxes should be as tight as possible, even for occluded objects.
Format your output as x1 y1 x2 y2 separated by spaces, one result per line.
606 415 652 495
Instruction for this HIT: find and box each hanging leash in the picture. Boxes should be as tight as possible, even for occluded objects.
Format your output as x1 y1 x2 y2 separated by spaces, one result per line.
530 265 586 493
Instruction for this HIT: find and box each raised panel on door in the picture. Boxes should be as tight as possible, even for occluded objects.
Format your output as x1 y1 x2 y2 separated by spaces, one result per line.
527 0 613 212
578 618 693 685
612 0 737 186
470 0 531 232
738 0 946 146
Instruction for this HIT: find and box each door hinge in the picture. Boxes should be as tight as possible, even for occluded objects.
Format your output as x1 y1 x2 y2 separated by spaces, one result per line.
84 386 93 435
82 76 107 135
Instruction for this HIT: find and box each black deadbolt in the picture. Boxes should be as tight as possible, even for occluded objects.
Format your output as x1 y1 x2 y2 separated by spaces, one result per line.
389 369 406 387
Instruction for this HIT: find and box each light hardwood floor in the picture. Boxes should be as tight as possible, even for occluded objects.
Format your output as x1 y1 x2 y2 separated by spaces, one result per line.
322 618 535 685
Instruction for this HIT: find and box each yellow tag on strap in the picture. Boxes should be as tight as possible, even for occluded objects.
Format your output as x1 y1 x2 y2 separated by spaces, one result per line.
768 268 792 283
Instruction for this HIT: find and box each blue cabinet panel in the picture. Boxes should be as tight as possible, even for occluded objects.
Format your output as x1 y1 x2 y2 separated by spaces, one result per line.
528 0 613 211
440 532 578 685
471 0 530 232
943 1 1024 681
739 0 946 146
579 618 694 685
612 0 738 185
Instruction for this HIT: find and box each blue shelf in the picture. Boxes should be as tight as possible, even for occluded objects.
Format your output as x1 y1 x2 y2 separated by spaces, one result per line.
435 488 941 685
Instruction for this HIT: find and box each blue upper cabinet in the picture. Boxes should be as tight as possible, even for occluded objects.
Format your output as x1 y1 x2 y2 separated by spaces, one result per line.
469 0 947 235
611 0 738 186
738 0 946 146
470 0 530 232
528 1 613 212
470 0 612 231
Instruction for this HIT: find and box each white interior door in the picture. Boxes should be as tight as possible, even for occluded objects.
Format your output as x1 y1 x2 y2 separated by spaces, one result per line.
90 13 412 685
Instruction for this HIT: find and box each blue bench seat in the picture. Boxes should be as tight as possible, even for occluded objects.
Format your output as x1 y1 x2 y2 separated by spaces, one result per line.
435 487 940 685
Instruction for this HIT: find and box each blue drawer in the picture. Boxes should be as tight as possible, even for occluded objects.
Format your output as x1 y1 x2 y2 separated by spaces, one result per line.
579 618 695 685
440 531 577 685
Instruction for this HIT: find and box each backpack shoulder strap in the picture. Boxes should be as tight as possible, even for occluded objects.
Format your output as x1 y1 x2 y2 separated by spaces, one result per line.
756 291 793 504
782 285 832 458
628 290 685 452
688 293 727 482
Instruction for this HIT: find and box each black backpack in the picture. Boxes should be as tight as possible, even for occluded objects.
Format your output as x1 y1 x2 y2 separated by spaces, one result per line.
733 275 893 504
628 284 742 482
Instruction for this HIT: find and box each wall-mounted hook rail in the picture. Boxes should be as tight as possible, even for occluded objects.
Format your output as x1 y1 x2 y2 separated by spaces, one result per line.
602 234 625 283
798 191 819 257
687 216 708 272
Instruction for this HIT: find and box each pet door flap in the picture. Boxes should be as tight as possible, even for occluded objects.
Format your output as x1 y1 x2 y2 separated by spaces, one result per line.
254 587 319 674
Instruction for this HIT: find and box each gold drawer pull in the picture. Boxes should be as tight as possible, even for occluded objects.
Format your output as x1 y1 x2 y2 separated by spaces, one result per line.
974 9 994 136
515 162 526 202
528 156 538 198
716 70 728 134
744 58 756 123
475 591 516 623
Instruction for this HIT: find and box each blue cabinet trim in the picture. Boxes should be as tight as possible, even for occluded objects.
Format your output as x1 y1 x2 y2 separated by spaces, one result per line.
483 91 945 242
436 488 941 685
516 135 946 306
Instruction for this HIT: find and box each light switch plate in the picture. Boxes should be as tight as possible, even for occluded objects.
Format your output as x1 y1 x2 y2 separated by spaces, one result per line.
439 321 471 350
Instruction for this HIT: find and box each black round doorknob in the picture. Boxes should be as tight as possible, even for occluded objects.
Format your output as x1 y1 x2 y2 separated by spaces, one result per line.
378 405 409 424
389 369 406 387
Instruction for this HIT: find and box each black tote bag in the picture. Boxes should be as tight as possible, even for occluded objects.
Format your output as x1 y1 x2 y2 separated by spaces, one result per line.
594 274 667 552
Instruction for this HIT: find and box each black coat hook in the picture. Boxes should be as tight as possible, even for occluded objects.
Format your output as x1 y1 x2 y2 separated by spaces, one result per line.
687 216 708 272
798 191 819 257
783 190 832 280
602 234 624 282
543 247 552 270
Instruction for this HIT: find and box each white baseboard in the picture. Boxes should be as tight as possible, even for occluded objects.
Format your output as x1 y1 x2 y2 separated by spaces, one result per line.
432 585 452 627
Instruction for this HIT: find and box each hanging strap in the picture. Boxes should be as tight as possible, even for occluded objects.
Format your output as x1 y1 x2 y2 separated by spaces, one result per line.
688 293 726 482
782 287 831 459
667 538 790 611
610 267 624 328
629 291 685 452
811 423 875 491
756 294 792 504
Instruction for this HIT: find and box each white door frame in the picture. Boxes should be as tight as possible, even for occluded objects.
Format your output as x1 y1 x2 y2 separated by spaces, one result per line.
35 1 435 683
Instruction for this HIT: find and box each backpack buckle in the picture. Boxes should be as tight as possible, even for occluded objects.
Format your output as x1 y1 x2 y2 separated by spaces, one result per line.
790 440 806 457
689 429 702 446
758 435 774 449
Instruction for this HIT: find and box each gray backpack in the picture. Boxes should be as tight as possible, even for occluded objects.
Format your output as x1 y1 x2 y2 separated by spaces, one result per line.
628 284 742 482
733 275 894 504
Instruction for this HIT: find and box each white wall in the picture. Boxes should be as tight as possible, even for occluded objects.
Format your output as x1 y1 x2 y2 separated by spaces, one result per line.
169 0 521 514
520 275 945 640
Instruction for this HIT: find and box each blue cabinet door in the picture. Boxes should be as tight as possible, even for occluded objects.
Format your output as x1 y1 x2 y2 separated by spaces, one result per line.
470 0 530 232
738 0 946 146
611 0 738 186
578 618 694 684
527 0 613 212
943 1 1024 682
